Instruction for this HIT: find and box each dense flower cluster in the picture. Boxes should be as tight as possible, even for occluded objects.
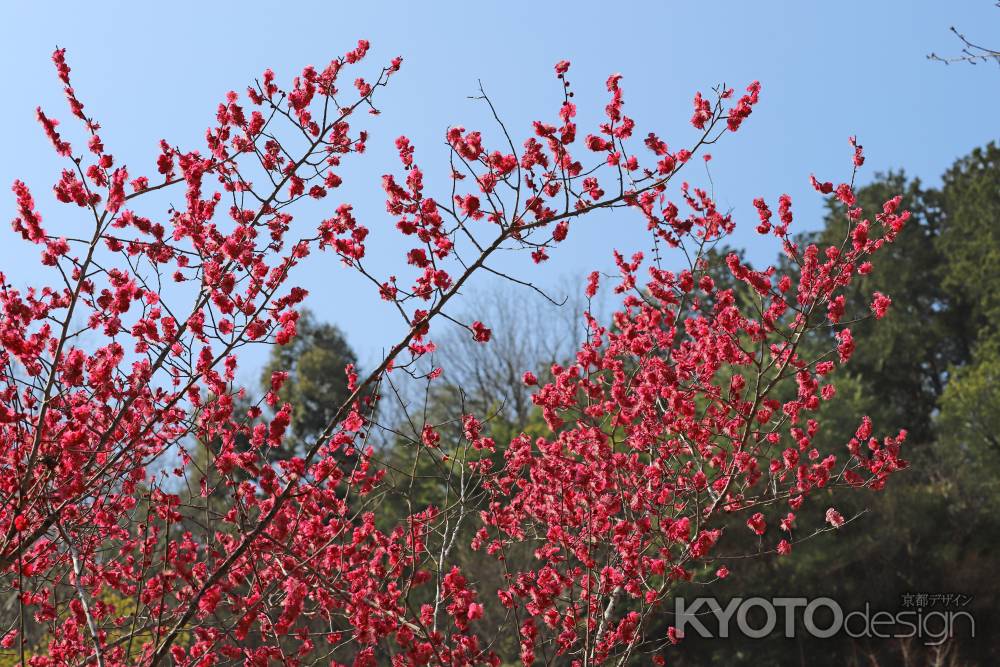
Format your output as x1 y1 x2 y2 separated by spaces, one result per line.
0 45 906 666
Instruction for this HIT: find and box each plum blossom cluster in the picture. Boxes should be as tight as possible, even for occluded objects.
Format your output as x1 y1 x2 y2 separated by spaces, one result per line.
0 45 906 666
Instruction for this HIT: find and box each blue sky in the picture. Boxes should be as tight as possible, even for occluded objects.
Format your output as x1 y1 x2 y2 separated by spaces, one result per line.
2 1 998 380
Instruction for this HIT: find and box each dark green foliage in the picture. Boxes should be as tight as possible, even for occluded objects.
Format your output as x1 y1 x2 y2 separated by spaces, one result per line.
662 150 1000 666
261 309 358 452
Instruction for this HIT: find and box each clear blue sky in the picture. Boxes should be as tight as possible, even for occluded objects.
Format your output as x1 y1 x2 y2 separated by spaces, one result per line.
2 1 998 380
